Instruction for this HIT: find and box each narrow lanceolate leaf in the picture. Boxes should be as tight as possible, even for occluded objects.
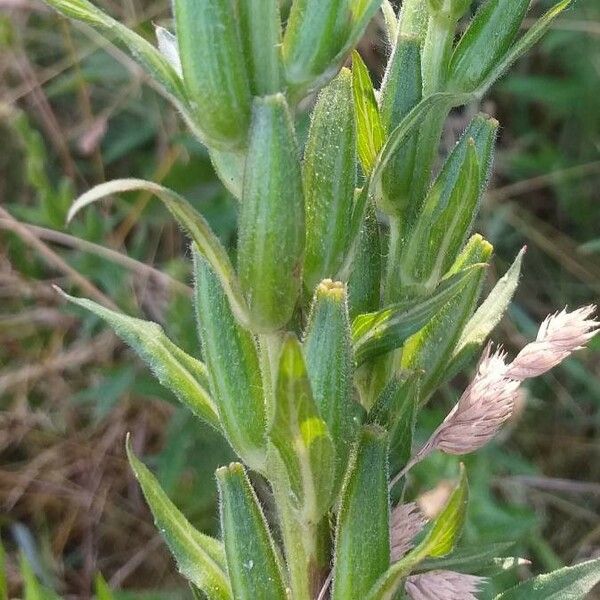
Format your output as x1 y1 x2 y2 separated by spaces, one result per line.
381 0 398 44
448 0 530 93
378 35 421 217
66 179 248 326
332 425 390 600
304 280 359 492
474 0 572 97
304 68 357 291
445 247 525 379
174 0 251 148
237 0 282 95
20 554 56 600
268 335 335 520
194 253 266 471
238 94 305 332
401 235 493 401
352 51 385 174
42 0 185 102
126 439 231 600
366 465 468 600
94 574 113 600
352 265 484 365
216 464 287 600
57 289 219 429
494 556 600 600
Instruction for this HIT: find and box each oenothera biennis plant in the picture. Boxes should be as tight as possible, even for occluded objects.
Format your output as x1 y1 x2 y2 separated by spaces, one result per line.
45 0 600 597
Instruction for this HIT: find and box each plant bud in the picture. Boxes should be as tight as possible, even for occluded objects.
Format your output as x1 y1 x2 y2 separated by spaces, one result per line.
304 279 359 492
378 35 422 217
237 0 282 95
448 0 531 92
304 69 356 291
174 0 251 148
194 253 266 471
238 94 305 331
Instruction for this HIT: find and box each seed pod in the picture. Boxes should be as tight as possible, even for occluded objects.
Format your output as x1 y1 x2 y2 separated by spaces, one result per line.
282 0 349 91
303 68 356 291
194 252 266 470
216 463 287 600
378 35 422 217
304 280 359 492
332 425 390 600
448 0 531 92
238 94 305 332
174 0 251 148
237 0 282 95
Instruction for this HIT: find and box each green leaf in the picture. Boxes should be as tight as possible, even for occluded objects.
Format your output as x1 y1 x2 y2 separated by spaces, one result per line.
94 574 114 600
194 253 266 471
174 0 251 148
366 465 468 600
381 0 398 44
41 0 186 103
126 437 232 600
417 542 516 574
494 556 600 599
352 51 385 174
19 554 59 600
216 464 287 600
268 335 336 520
0 539 6 600
66 179 248 326
304 280 360 493
303 68 357 291
208 148 245 200
445 247 525 379
352 265 484 365
238 94 305 332
57 289 220 429
332 425 390 600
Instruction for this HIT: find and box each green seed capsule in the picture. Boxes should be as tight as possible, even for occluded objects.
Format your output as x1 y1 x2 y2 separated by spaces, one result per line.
303 68 356 291
194 252 266 470
238 94 305 332
237 0 283 95
448 0 531 92
378 35 422 217
304 280 359 492
174 0 251 148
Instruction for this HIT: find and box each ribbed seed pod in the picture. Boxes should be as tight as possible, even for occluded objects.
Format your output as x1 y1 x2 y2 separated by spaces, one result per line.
194 252 266 471
174 0 251 148
237 0 282 95
378 35 422 217
303 68 356 291
238 94 305 332
448 0 531 92
304 280 359 492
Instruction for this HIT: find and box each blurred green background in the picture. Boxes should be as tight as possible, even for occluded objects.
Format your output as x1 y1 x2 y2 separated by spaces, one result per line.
0 0 598 597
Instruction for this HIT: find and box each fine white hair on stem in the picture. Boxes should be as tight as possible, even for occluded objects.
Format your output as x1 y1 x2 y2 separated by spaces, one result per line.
506 305 598 380
390 502 427 562
405 570 486 600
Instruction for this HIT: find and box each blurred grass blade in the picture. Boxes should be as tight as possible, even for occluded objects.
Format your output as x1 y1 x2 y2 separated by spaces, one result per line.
366 465 468 600
446 247 525 377
216 463 287 600
66 178 248 325
19 554 60 600
42 0 186 102
194 253 266 471
57 289 220 429
352 51 385 174
494 556 600 599
352 265 484 365
268 335 335 519
94 574 113 600
126 437 232 600
0 540 6 600
332 425 390 600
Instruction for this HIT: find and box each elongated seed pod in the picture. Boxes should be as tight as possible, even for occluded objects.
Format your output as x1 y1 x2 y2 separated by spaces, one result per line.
174 0 251 148
194 252 266 470
303 69 356 291
238 94 305 332
304 280 359 492
448 0 531 92
237 0 282 95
